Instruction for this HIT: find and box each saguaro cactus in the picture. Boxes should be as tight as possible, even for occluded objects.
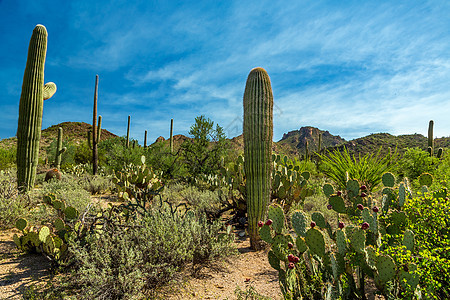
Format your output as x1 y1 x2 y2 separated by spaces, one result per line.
428 120 434 156
126 115 131 148
170 118 174 153
17 24 56 191
144 130 148 148
92 75 99 175
54 127 66 170
243 67 273 249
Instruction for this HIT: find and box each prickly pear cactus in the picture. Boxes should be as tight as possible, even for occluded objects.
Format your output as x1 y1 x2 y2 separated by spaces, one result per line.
418 172 433 187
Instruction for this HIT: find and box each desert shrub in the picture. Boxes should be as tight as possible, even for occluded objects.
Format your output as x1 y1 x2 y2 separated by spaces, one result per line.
402 192 450 298
0 146 16 170
66 205 236 299
235 285 272 300
396 147 439 180
319 146 396 190
433 150 450 189
77 174 115 195
73 142 91 165
99 136 145 173
0 168 29 228
143 142 187 180
34 174 91 213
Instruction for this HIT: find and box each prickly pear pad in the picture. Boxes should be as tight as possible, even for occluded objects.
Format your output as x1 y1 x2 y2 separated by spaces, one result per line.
365 245 377 270
350 228 366 253
376 254 396 283
323 183 334 198
259 224 273 243
268 250 281 271
291 210 307 237
398 182 406 207
272 234 289 260
382 172 395 187
295 236 308 253
268 204 285 234
347 179 360 196
402 229 414 251
329 195 346 213
311 211 327 228
305 228 325 257
418 172 433 187
15 218 28 231
335 230 347 256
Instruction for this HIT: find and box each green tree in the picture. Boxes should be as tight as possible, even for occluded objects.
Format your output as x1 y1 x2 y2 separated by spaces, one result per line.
180 115 229 183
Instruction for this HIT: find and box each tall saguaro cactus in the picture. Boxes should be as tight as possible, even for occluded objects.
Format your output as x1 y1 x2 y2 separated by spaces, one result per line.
54 127 66 170
92 75 99 175
126 115 131 148
170 118 174 153
17 24 56 191
243 67 273 250
428 120 434 156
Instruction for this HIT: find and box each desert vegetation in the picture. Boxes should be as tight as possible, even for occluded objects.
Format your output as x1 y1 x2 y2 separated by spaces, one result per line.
1 24 450 299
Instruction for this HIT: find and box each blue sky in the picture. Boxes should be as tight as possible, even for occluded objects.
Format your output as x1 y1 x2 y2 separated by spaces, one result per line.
1 1 450 144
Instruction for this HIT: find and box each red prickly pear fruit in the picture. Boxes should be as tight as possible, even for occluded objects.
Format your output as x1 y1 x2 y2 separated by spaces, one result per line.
327 204 333 210
288 254 295 262
357 204 364 210
288 242 294 249
288 262 295 269
372 206 379 213
360 192 367 197
310 221 316 228
265 219 273 226
360 185 367 190
336 191 342 196
293 256 300 263
258 221 264 227
338 221 344 229
361 222 369 230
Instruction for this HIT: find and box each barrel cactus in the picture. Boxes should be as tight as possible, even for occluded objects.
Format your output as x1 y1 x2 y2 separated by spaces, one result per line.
16 24 56 191
243 67 273 249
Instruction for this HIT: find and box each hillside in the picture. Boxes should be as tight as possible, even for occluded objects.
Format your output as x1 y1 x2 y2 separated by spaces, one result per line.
2 122 449 161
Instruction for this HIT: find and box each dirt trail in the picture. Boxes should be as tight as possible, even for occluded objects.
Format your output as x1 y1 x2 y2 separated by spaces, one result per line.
0 227 282 299
0 229 51 299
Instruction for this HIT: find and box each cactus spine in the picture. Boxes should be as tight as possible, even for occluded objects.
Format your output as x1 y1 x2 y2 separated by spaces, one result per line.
243 67 273 249
92 75 99 175
126 115 131 148
170 118 174 153
428 120 434 156
17 25 56 191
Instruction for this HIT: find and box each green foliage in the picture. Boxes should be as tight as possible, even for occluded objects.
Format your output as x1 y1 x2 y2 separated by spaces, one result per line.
0 146 16 170
143 140 186 180
65 205 236 299
35 174 92 214
181 115 229 183
234 285 272 300
400 192 450 298
396 147 439 180
319 146 396 190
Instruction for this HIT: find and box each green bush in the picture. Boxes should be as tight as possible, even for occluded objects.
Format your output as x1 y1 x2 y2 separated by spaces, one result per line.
34 174 92 213
0 168 29 228
402 192 450 298
396 147 439 180
0 146 16 170
65 205 236 299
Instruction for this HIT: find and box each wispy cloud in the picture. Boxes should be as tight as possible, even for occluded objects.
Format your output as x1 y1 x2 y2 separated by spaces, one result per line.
1 1 450 144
